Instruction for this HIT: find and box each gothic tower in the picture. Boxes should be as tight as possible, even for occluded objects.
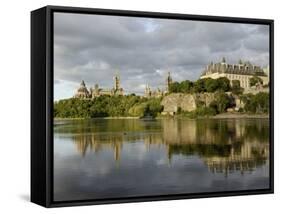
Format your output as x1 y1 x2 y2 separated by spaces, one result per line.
166 72 172 92
144 84 151 97
114 73 120 90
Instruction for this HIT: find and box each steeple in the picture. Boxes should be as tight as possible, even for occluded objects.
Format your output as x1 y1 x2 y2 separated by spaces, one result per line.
144 84 151 97
222 57 226 63
166 72 172 92
81 80 86 87
114 72 120 90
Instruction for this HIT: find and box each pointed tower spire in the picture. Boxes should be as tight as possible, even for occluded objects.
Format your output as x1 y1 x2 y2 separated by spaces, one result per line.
166 71 172 92
114 70 120 90
81 80 86 87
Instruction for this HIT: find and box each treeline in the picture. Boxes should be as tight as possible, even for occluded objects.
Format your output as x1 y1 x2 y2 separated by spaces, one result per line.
181 92 270 118
169 77 243 95
54 95 163 118
241 92 269 114
54 77 269 118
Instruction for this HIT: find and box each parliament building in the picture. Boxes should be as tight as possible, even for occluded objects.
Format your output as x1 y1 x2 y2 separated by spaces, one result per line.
144 72 173 98
200 58 269 88
74 74 124 99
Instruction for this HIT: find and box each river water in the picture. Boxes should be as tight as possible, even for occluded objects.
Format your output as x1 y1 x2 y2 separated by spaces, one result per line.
53 118 270 201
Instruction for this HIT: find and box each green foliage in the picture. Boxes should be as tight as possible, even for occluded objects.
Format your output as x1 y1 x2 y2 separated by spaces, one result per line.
146 98 164 117
54 95 163 119
193 106 217 117
205 78 219 92
231 80 244 95
128 103 148 117
179 80 193 93
210 92 232 113
250 76 263 87
216 77 231 92
241 92 269 113
181 106 217 119
169 81 181 93
193 79 206 93
169 77 231 94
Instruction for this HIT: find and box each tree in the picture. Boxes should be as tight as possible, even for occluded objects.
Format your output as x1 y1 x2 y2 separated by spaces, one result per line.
205 78 219 92
146 98 164 117
53 95 161 118
179 80 193 93
231 80 244 95
241 92 269 113
216 77 231 92
128 103 148 117
193 79 206 93
250 76 263 87
169 82 180 93
213 92 231 113
254 92 269 113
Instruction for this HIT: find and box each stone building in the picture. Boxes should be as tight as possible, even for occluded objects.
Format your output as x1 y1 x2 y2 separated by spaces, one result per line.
90 74 124 97
200 58 269 88
144 84 164 98
74 80 90 99
144 72 173 98
74 74 124 99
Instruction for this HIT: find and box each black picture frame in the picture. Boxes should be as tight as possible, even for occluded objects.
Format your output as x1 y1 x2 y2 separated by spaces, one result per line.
31 5 274 208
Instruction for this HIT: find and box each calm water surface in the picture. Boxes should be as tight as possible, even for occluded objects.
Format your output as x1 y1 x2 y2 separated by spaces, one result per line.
54 118 270 201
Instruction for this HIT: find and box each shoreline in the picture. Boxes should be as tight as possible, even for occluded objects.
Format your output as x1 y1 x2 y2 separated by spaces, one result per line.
210 113 269 119
54 113 269 121
54 116 140 121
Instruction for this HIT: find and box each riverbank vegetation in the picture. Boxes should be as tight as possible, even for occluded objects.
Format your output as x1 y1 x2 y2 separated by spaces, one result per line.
169 77 233 93
177 91 269 119
54 95 163 118
178 91 232 118
54 91 269 119
240 92 269 114
54 77 269 119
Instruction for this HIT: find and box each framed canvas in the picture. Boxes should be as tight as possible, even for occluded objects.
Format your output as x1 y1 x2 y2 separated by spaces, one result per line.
31 5 274 207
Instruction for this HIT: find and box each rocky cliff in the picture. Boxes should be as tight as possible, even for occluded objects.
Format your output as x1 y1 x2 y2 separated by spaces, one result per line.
161 93 215 114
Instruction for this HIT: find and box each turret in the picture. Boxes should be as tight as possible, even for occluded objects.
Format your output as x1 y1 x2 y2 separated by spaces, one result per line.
166 72 172 92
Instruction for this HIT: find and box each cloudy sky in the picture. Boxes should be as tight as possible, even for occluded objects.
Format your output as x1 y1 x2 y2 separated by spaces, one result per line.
54 12 269 100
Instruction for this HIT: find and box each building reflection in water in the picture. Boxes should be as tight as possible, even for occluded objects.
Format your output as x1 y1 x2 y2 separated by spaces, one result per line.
57 119 269 175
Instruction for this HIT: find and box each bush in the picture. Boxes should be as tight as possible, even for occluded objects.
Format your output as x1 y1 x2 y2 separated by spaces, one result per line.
128 103 148 117
194 107 217 116
212 92 232 113
241 92 269 113
181 107 217 119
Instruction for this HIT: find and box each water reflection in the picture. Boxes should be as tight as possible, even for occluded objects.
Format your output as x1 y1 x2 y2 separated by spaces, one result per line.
54 118 269 175
54 118 270 201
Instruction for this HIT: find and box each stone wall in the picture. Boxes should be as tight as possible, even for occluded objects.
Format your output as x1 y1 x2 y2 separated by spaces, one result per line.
161 93 215 114
161 90 268 115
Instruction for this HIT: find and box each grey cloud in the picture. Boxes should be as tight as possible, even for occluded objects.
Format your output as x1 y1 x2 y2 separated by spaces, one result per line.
54 12 270 98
